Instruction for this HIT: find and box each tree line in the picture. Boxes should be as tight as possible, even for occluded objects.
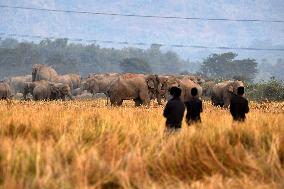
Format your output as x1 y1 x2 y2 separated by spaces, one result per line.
0 38 189 79
0 38 282 84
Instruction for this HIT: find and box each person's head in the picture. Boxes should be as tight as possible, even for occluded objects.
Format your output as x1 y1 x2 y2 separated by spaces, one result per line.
237 86 245 96
169 87 182 98
191 87 198 97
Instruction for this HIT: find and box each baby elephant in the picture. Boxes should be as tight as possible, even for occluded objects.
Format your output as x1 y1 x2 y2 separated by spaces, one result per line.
0 82 12 99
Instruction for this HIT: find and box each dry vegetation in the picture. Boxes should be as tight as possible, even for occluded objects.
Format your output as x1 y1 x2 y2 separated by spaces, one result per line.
0 100 284 189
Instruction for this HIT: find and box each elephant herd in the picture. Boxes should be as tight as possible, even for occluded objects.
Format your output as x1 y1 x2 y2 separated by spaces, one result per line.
0 64 245 108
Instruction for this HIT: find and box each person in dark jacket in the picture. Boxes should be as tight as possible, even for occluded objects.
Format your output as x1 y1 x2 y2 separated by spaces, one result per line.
185 87 203 125
163 87 185 131
230 86 249 122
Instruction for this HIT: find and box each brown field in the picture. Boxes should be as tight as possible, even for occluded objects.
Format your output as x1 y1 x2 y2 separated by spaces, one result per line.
0 100 284 189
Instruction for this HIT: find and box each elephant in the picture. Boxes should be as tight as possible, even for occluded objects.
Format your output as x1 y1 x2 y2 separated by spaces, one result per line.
64 74 81 89
201 81 216 98
211 80 244 108
51 83 74 100
0 82 12 99
74 90 94 100
53 75 74 90
23 80 49 100
7 75 32 95
32 64 75 90
108 73 158 106
32 84 57 101
155 75 179 104
24 80 73 101
156 76 202 102
177 78 203 102
32 64 58 82
72 88 84 96
176 75 205 85
81 73 120 98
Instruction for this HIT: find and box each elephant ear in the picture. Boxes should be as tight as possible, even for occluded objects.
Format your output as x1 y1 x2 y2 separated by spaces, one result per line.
175 79 182 88
147 79 155 89
159 80 168 91
228 85 234 93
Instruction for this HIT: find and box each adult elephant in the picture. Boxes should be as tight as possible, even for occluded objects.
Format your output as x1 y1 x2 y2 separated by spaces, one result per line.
176 75 205 85
51 83 74 100
64 74 81 89
24 81 73 101
81 73 120 97
156 76 202 102
177 78 203 102
201 81 216 98
32 64 58 82
0 82 12 99
155 75 179 104
53 75 74 91
23 80 49 100
32 64 74 90
108 73 158 106
211 80 244 108
7 75 32 95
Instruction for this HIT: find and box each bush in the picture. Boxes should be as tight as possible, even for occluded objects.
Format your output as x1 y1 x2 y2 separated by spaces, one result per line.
246 78 284 101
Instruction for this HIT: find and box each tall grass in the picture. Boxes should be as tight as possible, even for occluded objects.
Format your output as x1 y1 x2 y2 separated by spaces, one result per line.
0 100 283 189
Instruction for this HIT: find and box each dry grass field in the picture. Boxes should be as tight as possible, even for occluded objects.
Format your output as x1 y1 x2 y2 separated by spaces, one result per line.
0 99 284 189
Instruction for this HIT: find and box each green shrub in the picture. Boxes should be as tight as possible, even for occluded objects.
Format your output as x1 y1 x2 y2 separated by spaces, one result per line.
246 78 284 101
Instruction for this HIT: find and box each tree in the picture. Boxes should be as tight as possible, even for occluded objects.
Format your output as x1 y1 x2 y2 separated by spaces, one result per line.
46 53 78 74
0 38 18 48
119 58 151 74
270 58 284 81
200 52 258 82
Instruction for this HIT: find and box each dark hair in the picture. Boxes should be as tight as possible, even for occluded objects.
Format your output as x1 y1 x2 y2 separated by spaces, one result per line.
169 87 182 97
237 86 245 95
191 87 198 96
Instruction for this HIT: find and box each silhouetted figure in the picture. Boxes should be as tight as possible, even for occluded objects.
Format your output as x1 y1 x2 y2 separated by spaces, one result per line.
163 87 185 131
230 86 249 122
185 87 203 125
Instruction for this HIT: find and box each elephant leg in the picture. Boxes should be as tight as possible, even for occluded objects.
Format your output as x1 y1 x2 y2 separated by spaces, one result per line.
139 91 150 106
211 94 221 107
106 96 109 106
23 92 27 100
134 98 143 106
110 96 117 106
210 96 215 105
110 97 123 106
117 99 123 106
156 94 162 105
105 93 110 106
68 94 74 100
223 97 231 108
34 95 39 101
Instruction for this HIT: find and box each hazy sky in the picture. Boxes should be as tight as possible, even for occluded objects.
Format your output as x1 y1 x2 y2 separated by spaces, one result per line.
0 0 283 61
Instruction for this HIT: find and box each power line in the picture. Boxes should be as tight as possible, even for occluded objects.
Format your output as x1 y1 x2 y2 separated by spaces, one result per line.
1 32 284 52
1 4 284 23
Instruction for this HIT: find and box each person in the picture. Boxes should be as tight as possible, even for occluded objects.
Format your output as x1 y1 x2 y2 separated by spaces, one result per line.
163 87 185 132
230 86 249 122
185 87 203 125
